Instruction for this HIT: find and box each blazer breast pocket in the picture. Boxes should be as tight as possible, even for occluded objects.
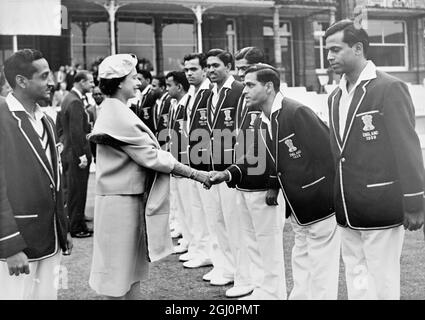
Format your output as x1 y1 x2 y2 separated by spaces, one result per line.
355 109 383 143
279 133 302 160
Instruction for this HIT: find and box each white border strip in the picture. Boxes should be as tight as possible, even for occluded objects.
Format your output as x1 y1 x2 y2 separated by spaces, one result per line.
404 191 424 197
14 214 38 219
356 110 380 117
301 176 325 189
0 232 20 242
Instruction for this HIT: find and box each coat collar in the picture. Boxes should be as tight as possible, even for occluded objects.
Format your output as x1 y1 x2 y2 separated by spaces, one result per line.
6 93 57 188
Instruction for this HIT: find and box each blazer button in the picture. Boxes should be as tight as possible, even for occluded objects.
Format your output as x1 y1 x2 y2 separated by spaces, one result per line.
49 184 54 189
278 172 282 176
341 157 346 163
211 137 214 141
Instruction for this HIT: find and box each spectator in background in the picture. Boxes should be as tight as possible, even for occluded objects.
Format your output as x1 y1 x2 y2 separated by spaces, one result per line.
60 70 94 238
87 86 105 163
52 81 69 107
56 65 66 84
65 65 76 91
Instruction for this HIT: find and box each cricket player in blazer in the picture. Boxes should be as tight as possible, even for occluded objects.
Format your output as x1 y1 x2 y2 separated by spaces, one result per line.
212 64 341 300
202 49 252 292
0 49 72 300
325 19 425 299
179 53 214 270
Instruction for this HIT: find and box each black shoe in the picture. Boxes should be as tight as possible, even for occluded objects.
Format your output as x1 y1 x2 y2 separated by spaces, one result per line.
71 231 92 238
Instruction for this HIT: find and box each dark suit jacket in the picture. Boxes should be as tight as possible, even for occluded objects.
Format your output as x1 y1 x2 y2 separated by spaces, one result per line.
188 86 212 171
227 94 271 191
60 90 92 163
154 93 172 147
328 70 425 229
0 98 68 260
206 79 244 172
259 96 335 225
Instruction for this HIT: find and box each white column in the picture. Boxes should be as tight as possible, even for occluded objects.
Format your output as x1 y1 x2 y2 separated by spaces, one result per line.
273 5 282 69
192 5 205 53
330 8 336 25
12 35 18 52
104 0 120 55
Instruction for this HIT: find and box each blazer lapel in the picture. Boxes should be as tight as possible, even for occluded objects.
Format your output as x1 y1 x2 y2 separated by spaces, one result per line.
189 90 205 132
11 111 56 187
211 87 229 131
272 109 280 168
42 116 60 191
341 80 372 151
330 89 343 152
260 119 275 166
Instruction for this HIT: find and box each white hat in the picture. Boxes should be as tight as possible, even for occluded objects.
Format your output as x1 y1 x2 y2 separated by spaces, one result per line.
98 53 138 79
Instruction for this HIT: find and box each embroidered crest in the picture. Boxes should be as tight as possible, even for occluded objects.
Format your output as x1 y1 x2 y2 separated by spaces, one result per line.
250 113 257 127
143 108 149 120
162 114 169 126
177 119 184 133
199 109 207 121
285 139 298 153
361 114 375 131
224 110 232 122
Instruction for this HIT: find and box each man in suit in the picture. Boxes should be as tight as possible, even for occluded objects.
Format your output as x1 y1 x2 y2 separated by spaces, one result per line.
200 49 251 294
151 75 172 146
60 70 94 238
325 19 424 299
0 49 72 299
177 53 213 270
211 64 340 299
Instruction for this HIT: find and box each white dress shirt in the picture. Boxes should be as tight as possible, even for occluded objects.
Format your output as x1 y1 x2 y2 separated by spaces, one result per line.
337 60 377 139
260 92 284 138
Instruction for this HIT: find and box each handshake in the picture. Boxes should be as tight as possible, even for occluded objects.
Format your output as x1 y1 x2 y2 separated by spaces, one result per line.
190 170 231 190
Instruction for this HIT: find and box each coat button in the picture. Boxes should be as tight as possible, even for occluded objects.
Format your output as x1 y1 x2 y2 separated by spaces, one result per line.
341 157 346 163
278 172 282 176
49 184 53 189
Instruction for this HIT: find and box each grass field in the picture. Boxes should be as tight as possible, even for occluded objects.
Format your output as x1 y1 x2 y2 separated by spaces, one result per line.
58 174 425 300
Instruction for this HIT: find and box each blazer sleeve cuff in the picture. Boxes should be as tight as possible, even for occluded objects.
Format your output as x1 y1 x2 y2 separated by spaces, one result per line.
267 175 279 189
403 191 424 213
0 232 27 259
226 165 242 188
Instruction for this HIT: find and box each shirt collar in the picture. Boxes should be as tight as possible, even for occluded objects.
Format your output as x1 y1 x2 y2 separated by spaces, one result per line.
177 93 190 107
141 84 152 96
212 75 234 95
339 60 377 93
71 87 84 99
6 93 45 121
188 78 211 98
260 92 284 123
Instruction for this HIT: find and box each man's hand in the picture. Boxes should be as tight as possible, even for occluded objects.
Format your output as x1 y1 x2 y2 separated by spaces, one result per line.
63 233 73 256
195 170 212 190
6 251 29 276
403 210 424 231
209 171 230 185
266 189 279 206
78 154 88 169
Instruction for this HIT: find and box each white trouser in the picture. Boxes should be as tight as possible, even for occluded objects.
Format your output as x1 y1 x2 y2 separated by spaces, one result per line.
189 181 211 261
0 251 62 300
289 215 341 300
340 225 405 300
173 177 194 252
237 190 287 299
198 184 234 279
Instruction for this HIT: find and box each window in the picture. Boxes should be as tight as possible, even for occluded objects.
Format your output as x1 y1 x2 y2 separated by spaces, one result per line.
225 19 237 55
367 20 407 70
163 21 195 73
118 20 154 71
314 22 330 72
71 22 109 68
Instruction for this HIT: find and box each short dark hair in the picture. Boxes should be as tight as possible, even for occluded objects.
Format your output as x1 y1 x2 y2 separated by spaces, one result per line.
74 70 91 84
166 71 190 92
324 19 370 55
206 49 234 69
137 69 152 82
235 47 264 64
153 75 166 88
99 75 126 96
245 63 280 92
3 49 44 88
183 53 207 69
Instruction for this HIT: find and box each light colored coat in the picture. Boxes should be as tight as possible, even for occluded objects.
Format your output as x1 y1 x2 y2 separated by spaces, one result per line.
91 97 177 262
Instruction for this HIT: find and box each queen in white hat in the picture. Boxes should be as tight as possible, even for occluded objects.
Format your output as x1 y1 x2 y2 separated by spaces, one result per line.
88 54 210 299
